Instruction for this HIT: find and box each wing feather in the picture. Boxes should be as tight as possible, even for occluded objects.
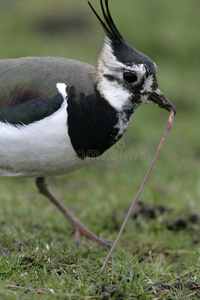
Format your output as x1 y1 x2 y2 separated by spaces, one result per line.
0 56 95 124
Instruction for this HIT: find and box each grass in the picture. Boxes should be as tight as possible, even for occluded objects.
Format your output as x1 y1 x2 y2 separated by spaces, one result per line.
0 0 200 298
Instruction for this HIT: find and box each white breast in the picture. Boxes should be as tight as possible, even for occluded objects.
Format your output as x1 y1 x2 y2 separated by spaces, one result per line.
0 101 90 177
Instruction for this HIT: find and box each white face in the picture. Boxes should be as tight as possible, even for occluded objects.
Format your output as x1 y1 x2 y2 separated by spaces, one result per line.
96 38 158 111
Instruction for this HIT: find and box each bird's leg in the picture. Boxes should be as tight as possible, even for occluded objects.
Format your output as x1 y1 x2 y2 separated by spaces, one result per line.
0 242 8 256
36 177 111 248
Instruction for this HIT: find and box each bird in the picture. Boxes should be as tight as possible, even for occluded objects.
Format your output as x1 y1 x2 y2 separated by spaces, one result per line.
0 0 176 254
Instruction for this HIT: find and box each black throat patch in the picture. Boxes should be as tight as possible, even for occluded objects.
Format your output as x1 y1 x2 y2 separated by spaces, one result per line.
67 87 122 159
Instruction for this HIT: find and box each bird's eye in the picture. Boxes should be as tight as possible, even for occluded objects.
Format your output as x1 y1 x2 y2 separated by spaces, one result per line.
123 72 137 83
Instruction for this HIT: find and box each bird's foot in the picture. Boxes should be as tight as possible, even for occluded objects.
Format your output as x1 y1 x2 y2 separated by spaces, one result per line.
36 177 111 248
0 243 8 256
71 218 112 248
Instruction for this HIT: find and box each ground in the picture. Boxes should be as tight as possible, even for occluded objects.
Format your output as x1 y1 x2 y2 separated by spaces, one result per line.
0 0 200 299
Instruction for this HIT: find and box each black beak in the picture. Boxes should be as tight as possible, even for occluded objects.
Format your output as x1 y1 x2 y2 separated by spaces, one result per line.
148 89 176 114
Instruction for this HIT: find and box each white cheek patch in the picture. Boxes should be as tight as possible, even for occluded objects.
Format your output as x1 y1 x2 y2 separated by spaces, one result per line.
97 39 134 111
97 75 131 111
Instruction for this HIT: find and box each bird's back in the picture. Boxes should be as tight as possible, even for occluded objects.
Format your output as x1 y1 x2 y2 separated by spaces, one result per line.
0 56 96 107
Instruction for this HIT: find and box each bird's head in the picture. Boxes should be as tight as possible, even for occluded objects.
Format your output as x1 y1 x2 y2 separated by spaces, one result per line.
89 0 176 114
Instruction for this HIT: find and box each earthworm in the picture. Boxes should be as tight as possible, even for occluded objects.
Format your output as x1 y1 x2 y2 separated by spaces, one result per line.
101 110 175 274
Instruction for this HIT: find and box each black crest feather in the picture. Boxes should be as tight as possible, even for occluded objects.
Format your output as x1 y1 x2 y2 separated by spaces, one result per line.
88 0 124 43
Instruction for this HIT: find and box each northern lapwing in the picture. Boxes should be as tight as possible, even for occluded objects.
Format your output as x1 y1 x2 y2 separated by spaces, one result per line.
0 0 175 253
